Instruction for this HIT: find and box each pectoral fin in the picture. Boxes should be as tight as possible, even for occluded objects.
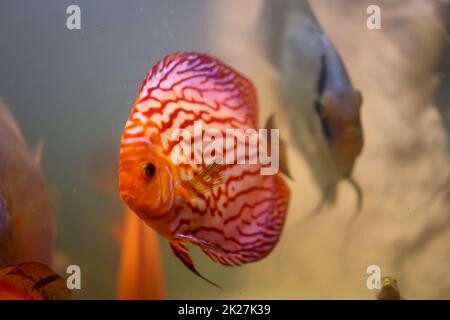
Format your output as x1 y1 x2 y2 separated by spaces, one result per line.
185 163 224 195
169 237 221 289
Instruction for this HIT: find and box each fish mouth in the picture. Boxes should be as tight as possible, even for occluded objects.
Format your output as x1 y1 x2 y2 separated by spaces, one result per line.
119 193 138 213
119 193 134 206
120 165 174 219
120 192 167 219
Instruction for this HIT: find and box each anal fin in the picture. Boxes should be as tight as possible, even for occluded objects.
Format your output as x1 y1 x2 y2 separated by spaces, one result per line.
169 238 221 289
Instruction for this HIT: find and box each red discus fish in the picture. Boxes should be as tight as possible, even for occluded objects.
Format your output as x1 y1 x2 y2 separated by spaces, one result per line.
119 52 290 286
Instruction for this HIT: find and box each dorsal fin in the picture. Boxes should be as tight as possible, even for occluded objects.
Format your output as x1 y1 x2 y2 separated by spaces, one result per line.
0 102 26 144
136 52 259 129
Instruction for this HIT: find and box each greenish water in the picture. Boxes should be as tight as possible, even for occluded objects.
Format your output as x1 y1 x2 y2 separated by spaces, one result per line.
0 0 218 299
1 0 450 300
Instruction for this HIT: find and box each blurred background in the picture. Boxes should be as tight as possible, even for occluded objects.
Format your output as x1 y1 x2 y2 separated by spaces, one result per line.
0 0 449 299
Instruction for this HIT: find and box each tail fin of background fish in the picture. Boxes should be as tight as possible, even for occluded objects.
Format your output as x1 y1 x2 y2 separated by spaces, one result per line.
117 208 165 299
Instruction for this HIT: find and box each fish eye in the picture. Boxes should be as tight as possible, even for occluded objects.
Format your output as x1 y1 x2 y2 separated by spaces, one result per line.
144 163 156 178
